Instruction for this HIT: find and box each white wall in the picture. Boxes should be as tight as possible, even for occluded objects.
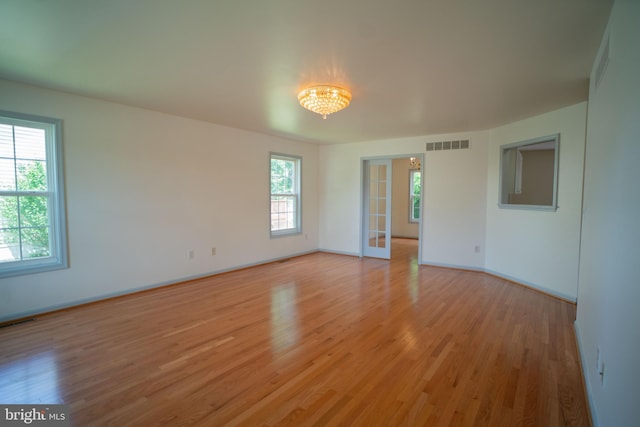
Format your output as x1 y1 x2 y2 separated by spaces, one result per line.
318 131 488 269
391 158 419 239
0 79 319 321
484 103 587 301
423 133 488 269
575 2 640 426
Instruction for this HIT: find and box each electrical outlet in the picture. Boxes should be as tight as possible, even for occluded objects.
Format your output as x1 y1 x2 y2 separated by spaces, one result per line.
188 250 195 260
211 247 216 256
474 245 480 253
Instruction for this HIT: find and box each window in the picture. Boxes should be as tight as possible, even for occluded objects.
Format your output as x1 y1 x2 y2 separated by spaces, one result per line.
270 153 301 236
0 111 67 278
409 169 421 222
499 134 559 210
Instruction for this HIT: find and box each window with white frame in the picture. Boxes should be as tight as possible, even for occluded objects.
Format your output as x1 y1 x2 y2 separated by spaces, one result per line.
409 169 421 222
270 153 301 236
0 111 67 278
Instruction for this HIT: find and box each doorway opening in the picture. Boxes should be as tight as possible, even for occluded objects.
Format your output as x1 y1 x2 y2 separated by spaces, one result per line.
361 155 423 262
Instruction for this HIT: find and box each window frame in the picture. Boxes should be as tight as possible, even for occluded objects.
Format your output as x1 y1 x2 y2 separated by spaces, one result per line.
0 110 68 278
269 153 301 237
498 134 560 211
409 169 421 223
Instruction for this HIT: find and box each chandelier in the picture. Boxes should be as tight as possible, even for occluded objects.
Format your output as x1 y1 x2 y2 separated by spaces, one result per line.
297 85 352 119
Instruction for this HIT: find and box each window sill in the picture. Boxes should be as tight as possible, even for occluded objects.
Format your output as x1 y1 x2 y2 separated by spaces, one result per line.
270 230 302 238
0 258 68 279
498 203 558 212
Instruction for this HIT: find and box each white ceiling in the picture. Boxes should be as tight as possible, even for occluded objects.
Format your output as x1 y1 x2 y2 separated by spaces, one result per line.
0 0 612 144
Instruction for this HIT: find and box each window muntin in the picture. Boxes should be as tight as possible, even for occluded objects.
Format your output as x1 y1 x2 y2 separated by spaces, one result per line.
409 169 421 222
499 134 559 211
0 111 67 277
270 154 301 236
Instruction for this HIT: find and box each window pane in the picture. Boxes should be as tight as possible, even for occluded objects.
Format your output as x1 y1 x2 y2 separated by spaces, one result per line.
271 158 296 194
14 126 46 160
270 159 282 193
20 196 49 227
0 228 20 262
271 195 296 231
412 171 421 195
368 231 378 248
369 164 378 180
22 226 50 259
378 198 386 213
16 160 47 191
283 178 293 194
0 124 14 158
369 180 377 197
369 215 376 231
0 158 16 190
0 196 18 228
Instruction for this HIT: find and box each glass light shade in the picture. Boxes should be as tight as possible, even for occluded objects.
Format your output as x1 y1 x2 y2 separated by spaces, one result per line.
297 85 352 119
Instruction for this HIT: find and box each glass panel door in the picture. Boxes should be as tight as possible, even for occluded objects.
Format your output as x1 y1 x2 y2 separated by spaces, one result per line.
363 159 391 259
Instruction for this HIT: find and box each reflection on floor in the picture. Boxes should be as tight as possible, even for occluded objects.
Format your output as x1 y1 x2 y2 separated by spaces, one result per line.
390 237 419 263
0 351 62 404
0 239 589 425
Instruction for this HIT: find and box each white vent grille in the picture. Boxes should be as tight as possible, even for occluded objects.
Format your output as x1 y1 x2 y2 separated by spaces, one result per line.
426 139 470 152
594 34 610 90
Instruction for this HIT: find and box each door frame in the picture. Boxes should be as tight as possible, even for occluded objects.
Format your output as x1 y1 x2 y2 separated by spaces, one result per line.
360 153 424 262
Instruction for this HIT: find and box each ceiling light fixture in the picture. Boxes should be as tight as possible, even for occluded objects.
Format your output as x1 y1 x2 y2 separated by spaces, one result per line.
297 85 352 119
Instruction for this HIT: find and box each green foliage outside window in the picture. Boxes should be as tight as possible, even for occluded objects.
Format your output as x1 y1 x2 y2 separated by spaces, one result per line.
411 170 421 221
270 158 295 194
0 161 50 259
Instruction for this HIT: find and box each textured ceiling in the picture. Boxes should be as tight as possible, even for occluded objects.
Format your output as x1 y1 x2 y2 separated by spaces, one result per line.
0 0 612 144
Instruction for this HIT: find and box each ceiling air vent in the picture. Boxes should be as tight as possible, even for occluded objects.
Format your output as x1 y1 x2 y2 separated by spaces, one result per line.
426 139 470 152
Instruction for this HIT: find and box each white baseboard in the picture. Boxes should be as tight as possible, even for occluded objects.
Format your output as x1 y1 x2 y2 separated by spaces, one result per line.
483 268 576 302
317 248 360 257
420 261 576 303
0 249 319 323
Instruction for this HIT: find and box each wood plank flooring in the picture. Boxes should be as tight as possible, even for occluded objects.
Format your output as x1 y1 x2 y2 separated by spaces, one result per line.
0 239 590 426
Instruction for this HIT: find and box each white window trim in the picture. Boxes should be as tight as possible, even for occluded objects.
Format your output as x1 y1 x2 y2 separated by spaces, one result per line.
270 153 302 237
0 110 68 278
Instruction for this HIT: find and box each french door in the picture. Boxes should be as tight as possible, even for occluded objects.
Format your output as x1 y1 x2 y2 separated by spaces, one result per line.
362 159 391 259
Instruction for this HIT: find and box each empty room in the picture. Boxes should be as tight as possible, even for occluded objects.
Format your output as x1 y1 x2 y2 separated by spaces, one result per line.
1 1 638 426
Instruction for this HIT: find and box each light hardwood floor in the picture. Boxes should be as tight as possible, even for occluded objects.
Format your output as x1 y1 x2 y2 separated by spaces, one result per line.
0 239 589 426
